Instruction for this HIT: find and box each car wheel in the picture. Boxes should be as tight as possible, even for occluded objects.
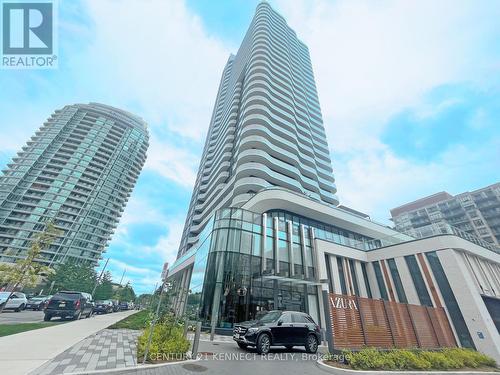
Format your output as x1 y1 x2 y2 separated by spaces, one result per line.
305 334 318 353
285 345 294 350
256 333 271 355
44 314 51 321
15 304 25 312
237 342 248 350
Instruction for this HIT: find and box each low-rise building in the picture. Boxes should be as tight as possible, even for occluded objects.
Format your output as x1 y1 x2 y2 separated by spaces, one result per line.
391 183 500 248
168 188 500 362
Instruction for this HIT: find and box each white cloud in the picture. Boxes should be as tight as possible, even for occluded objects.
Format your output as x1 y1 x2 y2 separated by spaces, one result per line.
335 138 500 223
276 0 499 151
141 217 185 267
145 138 198 187
106 216 185 292
82 0 230 141
274 0 500 220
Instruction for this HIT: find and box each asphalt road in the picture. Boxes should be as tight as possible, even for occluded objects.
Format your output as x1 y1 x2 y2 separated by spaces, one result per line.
0 309 65 324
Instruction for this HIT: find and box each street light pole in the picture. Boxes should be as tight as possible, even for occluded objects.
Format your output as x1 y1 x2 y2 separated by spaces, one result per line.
119 268 126 285
91 258 109 296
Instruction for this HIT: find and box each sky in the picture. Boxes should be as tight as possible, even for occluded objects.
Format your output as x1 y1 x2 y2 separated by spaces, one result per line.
0 0 499 294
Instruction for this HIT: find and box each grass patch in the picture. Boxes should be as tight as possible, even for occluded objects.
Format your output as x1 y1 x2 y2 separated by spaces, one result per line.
108 310 151 330
335 348 497 371
0 322 60 337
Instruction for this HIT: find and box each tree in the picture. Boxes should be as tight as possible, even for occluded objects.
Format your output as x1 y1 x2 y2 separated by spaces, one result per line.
114 282 136 302
94 271 113 300
46 260 97 294
136 293 154 308
0 222 61 313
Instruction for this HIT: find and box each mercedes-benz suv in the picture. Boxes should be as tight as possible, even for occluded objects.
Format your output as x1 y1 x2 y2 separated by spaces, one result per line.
233 310 320 354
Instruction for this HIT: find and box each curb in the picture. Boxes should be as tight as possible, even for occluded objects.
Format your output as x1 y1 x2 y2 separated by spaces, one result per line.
67 358 201 375
316 359 499 375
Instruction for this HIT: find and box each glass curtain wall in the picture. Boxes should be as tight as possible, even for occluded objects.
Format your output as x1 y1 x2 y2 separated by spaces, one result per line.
186 207 318 329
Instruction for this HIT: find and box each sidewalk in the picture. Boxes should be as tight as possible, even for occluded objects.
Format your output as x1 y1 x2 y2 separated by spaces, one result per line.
0 310 137 375
31 329 140 374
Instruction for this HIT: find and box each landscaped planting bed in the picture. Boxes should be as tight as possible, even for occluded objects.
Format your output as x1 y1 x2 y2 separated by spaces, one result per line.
327 348 497 371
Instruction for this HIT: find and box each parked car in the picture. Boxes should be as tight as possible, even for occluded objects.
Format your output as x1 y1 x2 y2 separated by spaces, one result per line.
118 301 129 310
233 310 320 354
26 295 52 310
93 300 114 314
44 291 94 321
0 292 27 312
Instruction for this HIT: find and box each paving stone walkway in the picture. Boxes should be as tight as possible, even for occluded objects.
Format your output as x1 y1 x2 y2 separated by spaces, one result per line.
32 329 141 374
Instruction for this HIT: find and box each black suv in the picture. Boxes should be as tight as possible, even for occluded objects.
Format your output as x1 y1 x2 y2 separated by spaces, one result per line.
44 291 94 321
233 310 320 354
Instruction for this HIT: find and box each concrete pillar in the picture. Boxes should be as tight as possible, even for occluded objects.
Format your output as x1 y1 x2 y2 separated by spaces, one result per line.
261 213 267 273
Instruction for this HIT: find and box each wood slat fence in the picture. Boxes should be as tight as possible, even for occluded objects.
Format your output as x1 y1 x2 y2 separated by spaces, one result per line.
328 293 456 350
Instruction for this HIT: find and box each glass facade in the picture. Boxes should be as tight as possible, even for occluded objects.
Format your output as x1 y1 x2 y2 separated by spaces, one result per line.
361 262 373 298
267 210 381 251
337 257 348 294
349 259 360 296
405 255 433 307
177 207 320 329
373 261 389 300
426 251 475 348
0 103 148 265
387 258 407 303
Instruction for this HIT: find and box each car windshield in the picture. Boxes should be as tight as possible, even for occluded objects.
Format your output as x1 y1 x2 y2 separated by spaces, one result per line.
258 311 282 323
54 293 80 300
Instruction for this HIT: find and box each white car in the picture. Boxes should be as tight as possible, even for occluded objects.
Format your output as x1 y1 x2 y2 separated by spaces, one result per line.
0 292 28 312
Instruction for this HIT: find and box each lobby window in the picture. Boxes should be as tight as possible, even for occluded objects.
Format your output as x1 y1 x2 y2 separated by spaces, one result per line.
336 257 347 295
387 258 407 303
426 251 475 349
404 255 433 307
361 262 372 298
278 238 290 277
372 261 388 300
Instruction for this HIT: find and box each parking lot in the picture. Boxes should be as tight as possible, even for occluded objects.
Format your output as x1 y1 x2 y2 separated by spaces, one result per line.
0 309 65 325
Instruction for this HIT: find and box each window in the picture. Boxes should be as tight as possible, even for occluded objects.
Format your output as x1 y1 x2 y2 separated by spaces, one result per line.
361 262 372 298
337 257 347 294
426 252 475 348
404 255 433 307
348 259 360 295
280 312 292 323
292 313 308 323
325 254 334 292
473 219 484 227
387 258 407 303
372 261 388 300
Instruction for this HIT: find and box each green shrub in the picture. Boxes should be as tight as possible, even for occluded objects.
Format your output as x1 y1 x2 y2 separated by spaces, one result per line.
442 348 497 368
137 321 190 363
342 347 496 371
386 349 431 370
420 350 460 369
